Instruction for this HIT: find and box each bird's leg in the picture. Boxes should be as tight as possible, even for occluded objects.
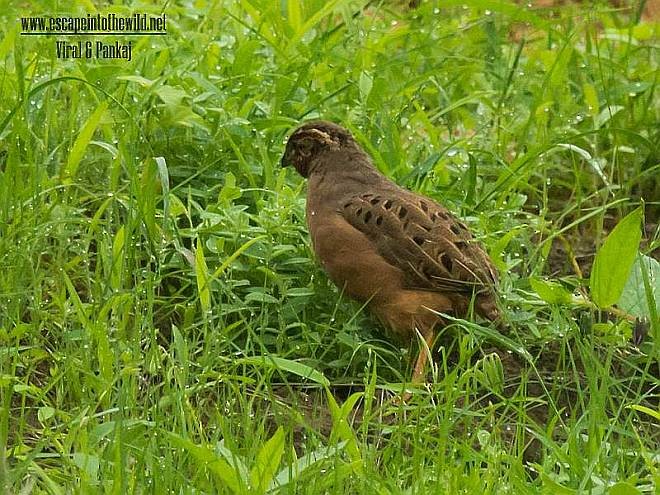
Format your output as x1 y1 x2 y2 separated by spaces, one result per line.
411 327 436 383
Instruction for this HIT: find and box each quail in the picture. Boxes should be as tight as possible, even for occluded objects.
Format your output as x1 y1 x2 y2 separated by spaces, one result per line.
281 120 499 383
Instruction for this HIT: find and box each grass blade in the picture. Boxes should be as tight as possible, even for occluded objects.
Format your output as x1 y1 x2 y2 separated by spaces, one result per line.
61 101 108 180
250 427 285 494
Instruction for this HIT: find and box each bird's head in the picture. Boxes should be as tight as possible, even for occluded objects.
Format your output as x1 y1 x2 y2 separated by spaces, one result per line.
281 120 352 177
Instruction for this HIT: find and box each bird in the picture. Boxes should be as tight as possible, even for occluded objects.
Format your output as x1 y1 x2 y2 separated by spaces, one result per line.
281 120 499 384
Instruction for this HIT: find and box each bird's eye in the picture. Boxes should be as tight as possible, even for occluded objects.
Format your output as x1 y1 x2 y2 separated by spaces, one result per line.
297 138 315 157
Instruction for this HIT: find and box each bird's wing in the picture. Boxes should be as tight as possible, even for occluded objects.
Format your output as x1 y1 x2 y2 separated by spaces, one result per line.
338 190 498 294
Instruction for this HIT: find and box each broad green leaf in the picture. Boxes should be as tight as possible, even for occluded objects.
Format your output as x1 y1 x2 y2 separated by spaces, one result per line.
195 238 211 313
218 171 242 206
38 406 55 422
617 254 659 320
71 453 100 480
63 101 108 179
215 440 249 485
326 389 362 464
167 433 242 493
582 82 599 117
590 207 643 308
594 105 625 129
618 81 653 96
592 321 632 343
168 194 188 219
245 292 279 304
489 229 517 272
155 85 188 107
239 356 329 386
250 426 285 494
608 481 642 495
287 0 302 32
167 105 210 132
359 71 373 103
530 278 573 304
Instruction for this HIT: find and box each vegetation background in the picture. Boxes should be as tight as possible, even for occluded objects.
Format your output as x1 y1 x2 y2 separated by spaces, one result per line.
0 0 658 493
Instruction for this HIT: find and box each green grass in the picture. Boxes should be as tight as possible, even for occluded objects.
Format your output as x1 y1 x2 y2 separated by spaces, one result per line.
0 0 658 492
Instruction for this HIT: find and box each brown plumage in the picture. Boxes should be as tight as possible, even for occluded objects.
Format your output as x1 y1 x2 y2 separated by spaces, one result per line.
281 120 499 383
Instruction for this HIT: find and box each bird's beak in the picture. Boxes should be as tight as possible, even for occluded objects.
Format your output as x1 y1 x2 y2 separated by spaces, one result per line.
280 149 291 167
